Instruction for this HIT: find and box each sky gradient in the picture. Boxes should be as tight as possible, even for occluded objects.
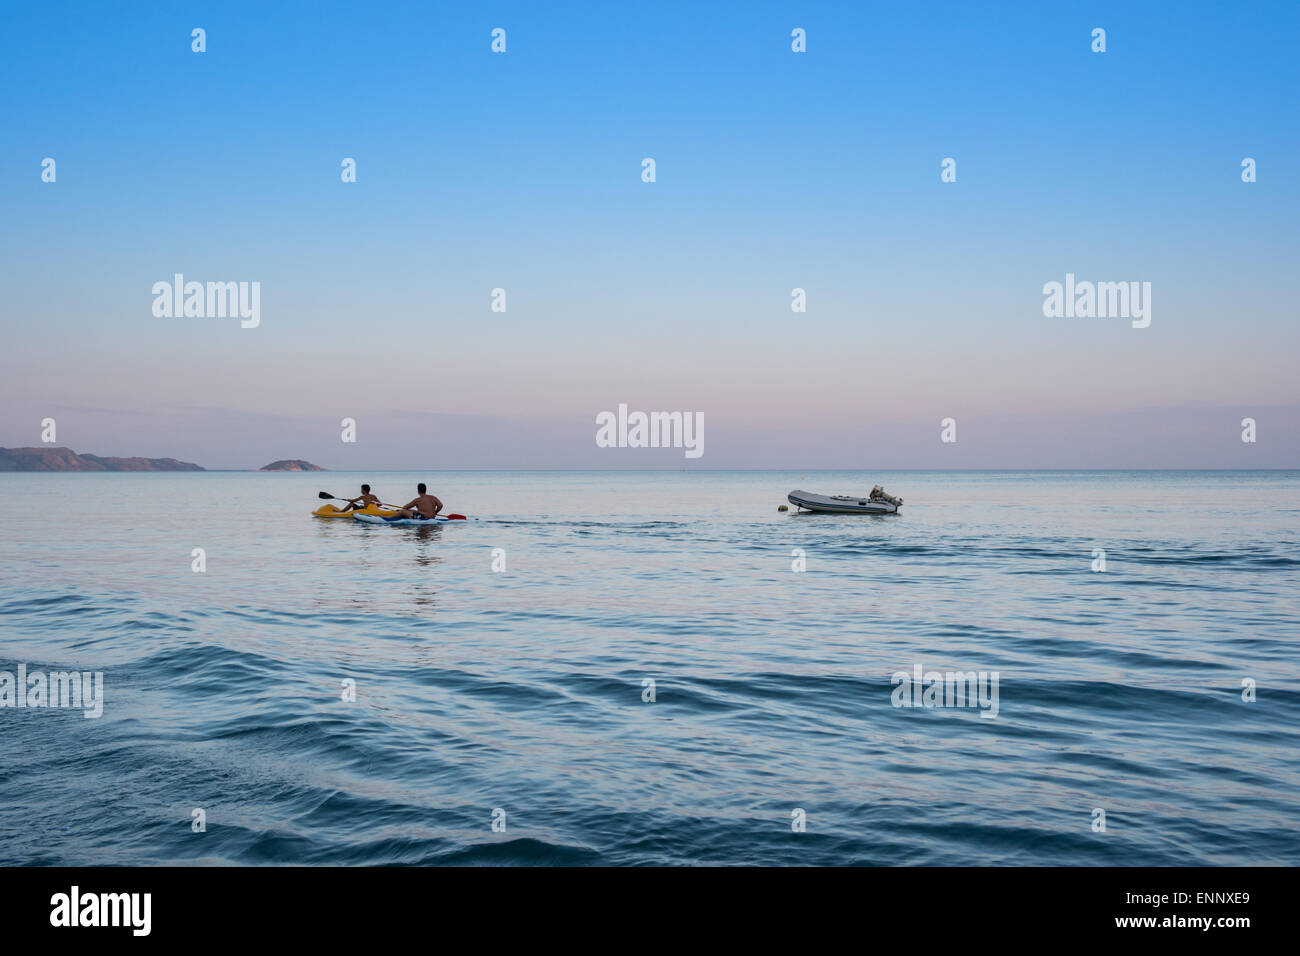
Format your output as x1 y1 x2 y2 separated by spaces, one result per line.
2 1 1297 467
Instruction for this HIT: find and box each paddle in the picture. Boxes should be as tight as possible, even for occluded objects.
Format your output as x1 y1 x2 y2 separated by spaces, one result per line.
317 490 383 509
317 491 466 520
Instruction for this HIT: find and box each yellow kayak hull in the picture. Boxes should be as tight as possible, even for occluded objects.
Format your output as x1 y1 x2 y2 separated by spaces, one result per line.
312 504 399 519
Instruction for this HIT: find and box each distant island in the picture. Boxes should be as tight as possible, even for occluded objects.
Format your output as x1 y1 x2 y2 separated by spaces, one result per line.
0 446 205 472
259 460 325 471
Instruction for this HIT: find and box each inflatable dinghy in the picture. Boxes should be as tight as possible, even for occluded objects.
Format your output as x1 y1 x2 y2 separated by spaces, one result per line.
787 485 902 515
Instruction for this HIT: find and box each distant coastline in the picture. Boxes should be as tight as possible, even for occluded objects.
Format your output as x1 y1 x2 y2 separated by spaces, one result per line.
0 447 327 472
0 446 204 472
1 448 1293 474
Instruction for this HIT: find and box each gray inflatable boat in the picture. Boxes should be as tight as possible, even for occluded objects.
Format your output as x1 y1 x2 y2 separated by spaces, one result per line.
787 486 902 515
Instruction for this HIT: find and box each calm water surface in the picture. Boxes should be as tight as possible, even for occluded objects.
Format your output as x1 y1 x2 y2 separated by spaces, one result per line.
1 470 1297 865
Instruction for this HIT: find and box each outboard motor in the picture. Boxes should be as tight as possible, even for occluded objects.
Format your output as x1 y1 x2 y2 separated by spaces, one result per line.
869 484 904 507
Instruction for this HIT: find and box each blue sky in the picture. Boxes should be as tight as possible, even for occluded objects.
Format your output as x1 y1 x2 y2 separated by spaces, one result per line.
2 1 1297 467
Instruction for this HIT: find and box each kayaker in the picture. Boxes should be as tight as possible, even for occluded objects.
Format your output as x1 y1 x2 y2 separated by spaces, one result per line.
393 483 444 521
343 484 382 512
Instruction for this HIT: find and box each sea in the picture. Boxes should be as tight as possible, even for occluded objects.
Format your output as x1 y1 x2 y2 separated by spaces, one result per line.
1 470 1297 866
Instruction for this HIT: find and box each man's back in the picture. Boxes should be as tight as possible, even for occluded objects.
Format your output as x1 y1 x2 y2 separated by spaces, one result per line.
413 494 442 518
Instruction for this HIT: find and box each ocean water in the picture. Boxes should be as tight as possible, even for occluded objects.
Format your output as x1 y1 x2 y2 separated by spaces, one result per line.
1 470 1297 866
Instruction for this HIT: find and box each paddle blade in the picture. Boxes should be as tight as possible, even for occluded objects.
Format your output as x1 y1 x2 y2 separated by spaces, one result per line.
318 491 334 499
445 514 467 520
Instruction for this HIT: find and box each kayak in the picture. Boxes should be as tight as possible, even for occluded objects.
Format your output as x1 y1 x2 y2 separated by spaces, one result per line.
787 489 901 515
313 504 398 519
353 513 467 526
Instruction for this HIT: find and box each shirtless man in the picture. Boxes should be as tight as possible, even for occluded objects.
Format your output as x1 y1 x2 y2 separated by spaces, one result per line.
342 484 382 512
393 483 443 520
